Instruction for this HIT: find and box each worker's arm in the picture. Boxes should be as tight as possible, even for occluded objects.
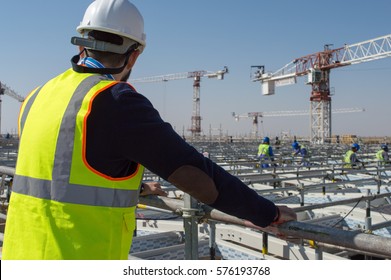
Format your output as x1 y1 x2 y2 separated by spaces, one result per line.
108 84 296 227
350 153 360 163
383 151 389 162
268 146 277 166
269 146 274 159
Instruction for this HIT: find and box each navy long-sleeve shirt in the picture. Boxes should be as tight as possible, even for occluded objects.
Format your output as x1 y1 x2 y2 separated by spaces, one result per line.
85 81 277 227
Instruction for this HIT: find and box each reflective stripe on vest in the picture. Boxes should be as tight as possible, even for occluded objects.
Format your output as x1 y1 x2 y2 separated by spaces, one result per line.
18 86 42 137
13 175 139 207
14 70 142 207
3 69 143 260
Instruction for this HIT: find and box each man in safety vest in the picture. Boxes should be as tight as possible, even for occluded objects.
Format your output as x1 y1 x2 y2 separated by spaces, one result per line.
344 143 362 168
2 0 296 260
376 144 389 165
257 137 275 168
292 142 310 166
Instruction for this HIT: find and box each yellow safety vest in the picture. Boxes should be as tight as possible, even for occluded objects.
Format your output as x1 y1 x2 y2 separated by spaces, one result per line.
258 144 270 157
2 69 144 260
376 150 384 161
343 150 354 168
376 149 388 166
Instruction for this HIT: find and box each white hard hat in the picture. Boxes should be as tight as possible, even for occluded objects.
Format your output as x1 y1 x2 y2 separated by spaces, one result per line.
74 0 146 54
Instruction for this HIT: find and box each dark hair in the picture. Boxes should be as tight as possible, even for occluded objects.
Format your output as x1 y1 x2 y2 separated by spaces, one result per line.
86 30 128 67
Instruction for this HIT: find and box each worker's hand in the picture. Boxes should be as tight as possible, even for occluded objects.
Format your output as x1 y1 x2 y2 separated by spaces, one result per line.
271 205 297 225
140 182 168 197
265 206 297 239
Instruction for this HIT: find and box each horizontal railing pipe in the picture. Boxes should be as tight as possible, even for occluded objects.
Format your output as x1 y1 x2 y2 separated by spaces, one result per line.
139 196 391 258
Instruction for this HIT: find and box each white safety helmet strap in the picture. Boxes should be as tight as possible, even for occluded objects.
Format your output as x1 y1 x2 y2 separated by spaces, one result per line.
74 0 146 54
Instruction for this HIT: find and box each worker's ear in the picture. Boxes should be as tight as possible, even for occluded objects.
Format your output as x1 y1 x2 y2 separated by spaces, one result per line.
126 50 140 70
78 46 86 58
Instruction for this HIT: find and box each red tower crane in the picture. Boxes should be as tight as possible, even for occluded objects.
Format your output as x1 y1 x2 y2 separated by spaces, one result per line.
252 34 391 144
130 67 229 138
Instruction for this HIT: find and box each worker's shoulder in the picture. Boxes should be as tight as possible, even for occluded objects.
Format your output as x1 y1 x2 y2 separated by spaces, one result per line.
107 82 143 101
111 82 138 94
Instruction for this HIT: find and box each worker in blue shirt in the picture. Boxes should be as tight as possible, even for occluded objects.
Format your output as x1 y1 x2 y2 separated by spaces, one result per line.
292 142 310 166
257 137 275 168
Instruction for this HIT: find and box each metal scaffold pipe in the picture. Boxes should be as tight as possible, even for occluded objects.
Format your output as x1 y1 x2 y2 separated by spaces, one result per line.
292 192 391 212
277 221 391 258
1 165 391 258
0 166 15 176
139 196 391 258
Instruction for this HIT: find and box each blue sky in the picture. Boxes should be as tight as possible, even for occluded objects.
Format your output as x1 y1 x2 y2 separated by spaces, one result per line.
1 0 390 138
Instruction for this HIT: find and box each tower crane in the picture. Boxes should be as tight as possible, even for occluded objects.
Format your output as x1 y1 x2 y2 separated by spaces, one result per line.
0 82 25 135
251 34 391 144
232 108 365 139
130 66 228 138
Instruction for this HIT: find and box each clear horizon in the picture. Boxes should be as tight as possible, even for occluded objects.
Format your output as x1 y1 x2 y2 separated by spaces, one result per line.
1 0 390 138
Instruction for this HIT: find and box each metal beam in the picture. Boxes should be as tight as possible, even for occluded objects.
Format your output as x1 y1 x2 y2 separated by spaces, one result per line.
139 195 391 258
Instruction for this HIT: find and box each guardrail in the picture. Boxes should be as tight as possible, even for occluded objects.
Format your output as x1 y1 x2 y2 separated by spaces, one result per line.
1 164 391 259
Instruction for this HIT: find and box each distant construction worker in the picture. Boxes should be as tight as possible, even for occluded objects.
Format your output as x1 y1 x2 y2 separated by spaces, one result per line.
2 0 296 260
292 141 310 166
257 136 275 168
376 144 390 165
274 136 281 149
344 143 361 168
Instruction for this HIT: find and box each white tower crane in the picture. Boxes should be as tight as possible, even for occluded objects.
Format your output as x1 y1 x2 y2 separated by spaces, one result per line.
252 34 391 144
0 82 25 135
130 67 228 138
232 108 365 139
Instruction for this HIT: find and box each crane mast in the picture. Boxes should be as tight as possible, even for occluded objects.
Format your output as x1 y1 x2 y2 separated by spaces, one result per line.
130 67 228 138
252 34 391 143
0 82 25 135
191 75 201 136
